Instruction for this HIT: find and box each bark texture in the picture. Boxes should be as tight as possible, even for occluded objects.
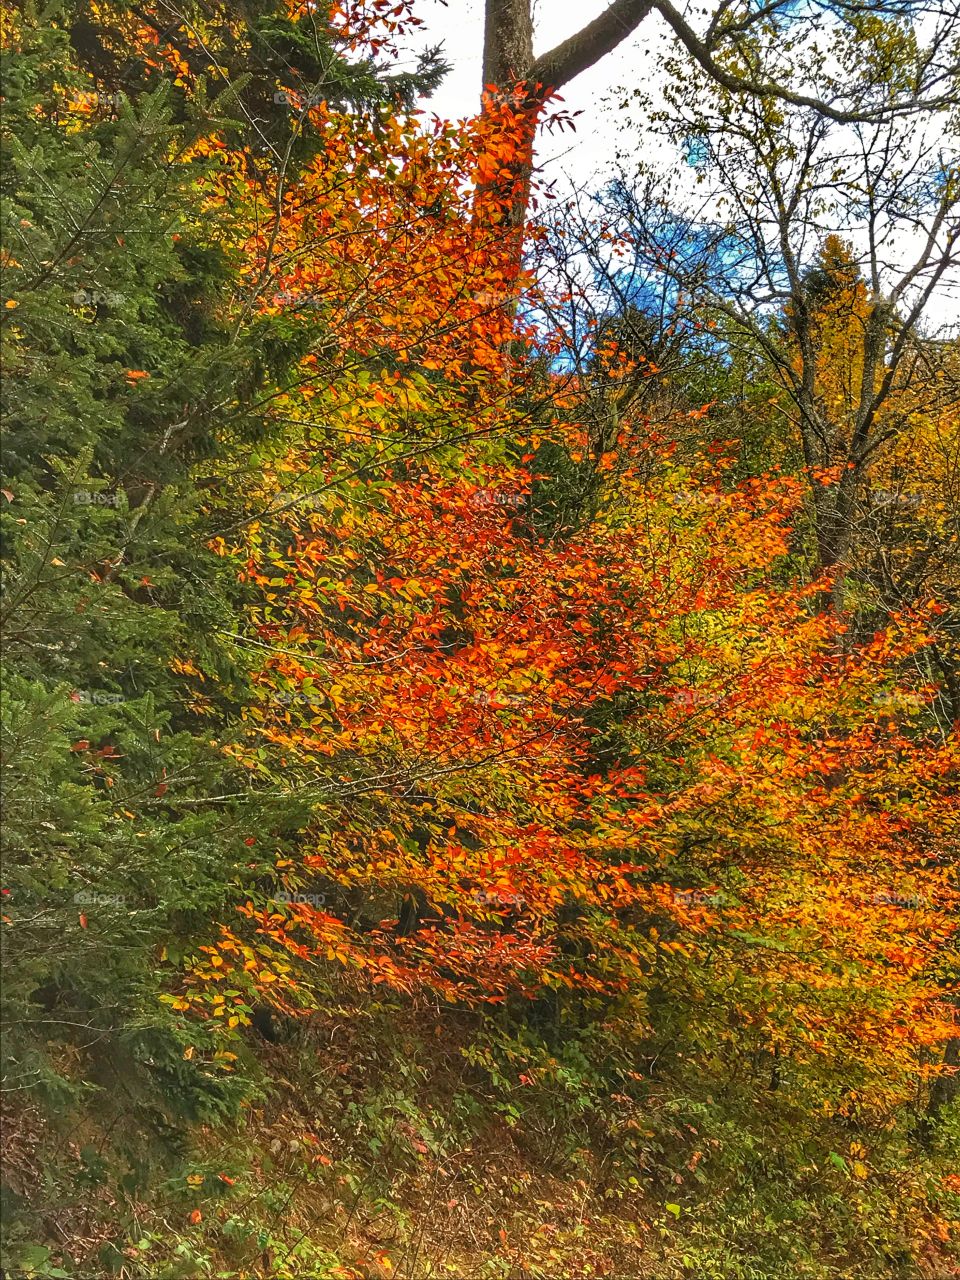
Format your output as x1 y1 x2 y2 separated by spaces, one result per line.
480 1 655 229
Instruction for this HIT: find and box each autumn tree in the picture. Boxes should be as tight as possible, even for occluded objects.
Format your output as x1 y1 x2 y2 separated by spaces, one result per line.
0 0 446 1145
3 3 959 1276
607 52 959 598
850 336 960 719
169 44 960 1207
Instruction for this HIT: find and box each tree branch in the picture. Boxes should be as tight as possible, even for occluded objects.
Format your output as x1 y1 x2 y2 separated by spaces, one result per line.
530 0 656 91
653 0 956 122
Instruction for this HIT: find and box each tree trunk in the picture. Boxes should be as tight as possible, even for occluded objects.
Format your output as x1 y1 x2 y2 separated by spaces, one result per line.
479 0 656 233
929 1035 960 1120
482 0 533 88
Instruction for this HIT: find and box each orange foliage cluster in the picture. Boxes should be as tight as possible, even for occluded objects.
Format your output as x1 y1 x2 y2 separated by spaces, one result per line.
148 11 959 1120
